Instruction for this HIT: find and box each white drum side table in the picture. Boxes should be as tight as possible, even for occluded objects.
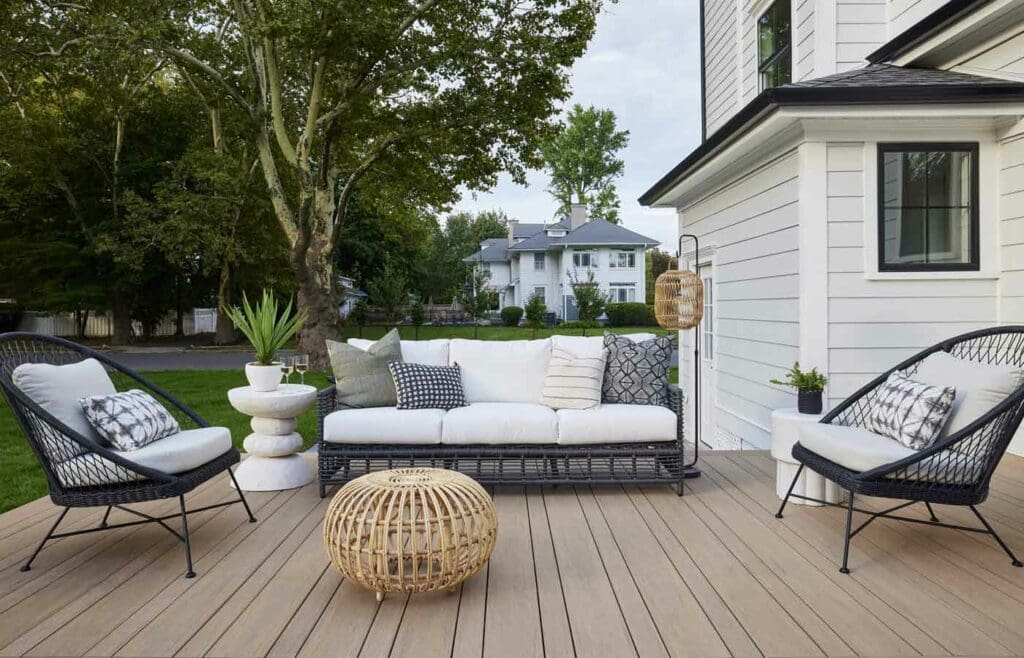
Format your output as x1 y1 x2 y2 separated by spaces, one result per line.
771 408 842 506
228 384 317 491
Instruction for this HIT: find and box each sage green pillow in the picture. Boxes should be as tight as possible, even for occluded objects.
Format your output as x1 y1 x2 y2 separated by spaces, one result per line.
326 328 403 408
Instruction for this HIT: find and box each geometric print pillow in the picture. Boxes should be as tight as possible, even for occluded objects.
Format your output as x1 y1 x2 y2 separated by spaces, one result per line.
388 362 467 411
601 333 674 406
79 389 180 451
863 371 955 450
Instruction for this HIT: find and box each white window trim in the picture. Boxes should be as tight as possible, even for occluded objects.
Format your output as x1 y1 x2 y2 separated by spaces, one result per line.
533 286 546 301
609 249 637 269
608 283 637 303
571 249 598 269
533 252 546 271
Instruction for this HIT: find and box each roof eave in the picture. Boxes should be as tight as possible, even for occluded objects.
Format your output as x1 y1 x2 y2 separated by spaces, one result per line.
865 0 994 64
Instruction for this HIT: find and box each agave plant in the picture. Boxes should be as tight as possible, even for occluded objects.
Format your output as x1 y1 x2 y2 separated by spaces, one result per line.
226 290 307 365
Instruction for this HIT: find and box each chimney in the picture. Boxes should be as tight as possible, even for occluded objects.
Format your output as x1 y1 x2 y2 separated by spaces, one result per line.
507 219 518 247
570 203 588 231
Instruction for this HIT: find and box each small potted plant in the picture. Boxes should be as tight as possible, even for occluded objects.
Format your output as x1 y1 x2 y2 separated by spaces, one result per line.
771 362 828 414
226 290 307 392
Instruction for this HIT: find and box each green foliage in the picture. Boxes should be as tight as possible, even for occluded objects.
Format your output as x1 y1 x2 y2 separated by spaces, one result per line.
645 249 674 304
541 104 630 223
408 296 426 327
226 290 307 365
559 320 601 329
605 302 655 327
462 266 495 324
770 362 828 393
422 210 509 303
367 264 408 324
349 299 370 328
524 294 547 331
569 269 609 323
501 306 524 327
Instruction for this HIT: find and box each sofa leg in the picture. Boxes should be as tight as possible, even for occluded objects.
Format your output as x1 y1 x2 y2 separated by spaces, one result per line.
319 482 327 499
840 491 855 574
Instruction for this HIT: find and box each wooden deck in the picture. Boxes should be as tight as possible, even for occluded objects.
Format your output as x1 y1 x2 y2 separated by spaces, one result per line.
2 451 1024 657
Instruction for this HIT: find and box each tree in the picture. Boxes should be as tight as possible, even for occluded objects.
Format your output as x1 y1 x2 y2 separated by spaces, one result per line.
524 293 547 338
408 295 426 339
540 104 629 223
569 269 609 325
645 248 673 304
45 0 606 364
367 264 408 326
349 299 369 338
422 210 509 303
462 265 494 339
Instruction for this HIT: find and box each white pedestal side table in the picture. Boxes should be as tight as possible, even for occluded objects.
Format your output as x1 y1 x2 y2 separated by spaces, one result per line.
771 408 842 506
228 384 317 491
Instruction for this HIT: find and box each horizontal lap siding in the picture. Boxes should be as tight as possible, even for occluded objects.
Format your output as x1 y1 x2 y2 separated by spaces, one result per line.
1001 132 1024 322
825 142 998 406
835 1 886 72
705 0 741 135
795 0 815 81
887 0 948 39
681 150 801 449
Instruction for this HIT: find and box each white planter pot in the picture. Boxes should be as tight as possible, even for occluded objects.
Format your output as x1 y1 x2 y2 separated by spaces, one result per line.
245 362 283 392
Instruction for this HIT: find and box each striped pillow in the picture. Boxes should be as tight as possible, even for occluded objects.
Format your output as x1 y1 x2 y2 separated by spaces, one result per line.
539 342 606 410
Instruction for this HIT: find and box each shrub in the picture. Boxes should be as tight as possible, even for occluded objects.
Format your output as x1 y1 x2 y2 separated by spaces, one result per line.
605 302 654 326
524 295 546 336
568 270 609 323
500 306 524 326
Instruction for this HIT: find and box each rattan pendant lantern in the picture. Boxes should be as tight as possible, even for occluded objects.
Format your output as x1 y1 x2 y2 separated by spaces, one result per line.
655 235 704 330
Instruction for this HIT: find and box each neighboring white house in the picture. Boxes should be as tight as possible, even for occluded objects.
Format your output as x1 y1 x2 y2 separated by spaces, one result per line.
642 0 1024 455
337 276 368 317
463 204 660 319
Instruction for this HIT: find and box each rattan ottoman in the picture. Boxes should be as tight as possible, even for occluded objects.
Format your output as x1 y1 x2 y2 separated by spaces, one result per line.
323 468 497 601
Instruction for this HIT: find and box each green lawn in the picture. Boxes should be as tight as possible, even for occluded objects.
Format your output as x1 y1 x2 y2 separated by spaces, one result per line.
0 342 679 514
348 325 671 341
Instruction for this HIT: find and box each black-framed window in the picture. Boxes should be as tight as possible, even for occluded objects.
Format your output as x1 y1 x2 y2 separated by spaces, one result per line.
757 0 791 91
877 143 979 271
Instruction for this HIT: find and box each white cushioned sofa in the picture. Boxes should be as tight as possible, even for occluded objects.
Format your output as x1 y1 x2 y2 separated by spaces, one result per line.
317 335 685 495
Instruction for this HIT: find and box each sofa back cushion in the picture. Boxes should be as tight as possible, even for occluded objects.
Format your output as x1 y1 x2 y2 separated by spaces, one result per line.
449 339 551 403
913 351 1024 438
347 338 449 366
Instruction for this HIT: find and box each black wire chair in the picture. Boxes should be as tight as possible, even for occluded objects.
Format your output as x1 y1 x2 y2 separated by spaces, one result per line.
776 326 1024 573
0 333 256 578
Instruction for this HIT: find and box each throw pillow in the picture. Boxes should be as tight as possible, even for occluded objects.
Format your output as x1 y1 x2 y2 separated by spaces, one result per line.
79 389 181 451
913 351 1024 438
327 328 403 408
863 371 955 450
540 339 605 410
388 362 467 410
602 333 673 406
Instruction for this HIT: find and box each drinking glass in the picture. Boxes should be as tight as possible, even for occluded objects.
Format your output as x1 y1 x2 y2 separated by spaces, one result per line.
281 358 295 385
294 354 309 385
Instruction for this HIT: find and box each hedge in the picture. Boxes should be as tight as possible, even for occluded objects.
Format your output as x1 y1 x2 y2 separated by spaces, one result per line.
605 302 657 327
500 306 524 327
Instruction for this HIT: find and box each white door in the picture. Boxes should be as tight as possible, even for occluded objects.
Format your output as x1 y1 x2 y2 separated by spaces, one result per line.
699 269 715 449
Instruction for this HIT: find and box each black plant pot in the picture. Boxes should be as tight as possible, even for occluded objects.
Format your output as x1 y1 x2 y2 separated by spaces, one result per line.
798 389 823 415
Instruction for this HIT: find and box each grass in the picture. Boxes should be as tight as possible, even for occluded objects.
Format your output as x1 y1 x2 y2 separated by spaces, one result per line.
347 325 670 341
0 326 679 514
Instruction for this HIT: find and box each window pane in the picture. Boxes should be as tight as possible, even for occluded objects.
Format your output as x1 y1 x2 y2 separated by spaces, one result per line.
927 208 970 262
926 151 970 207
900 152 928 207
896 208 926 262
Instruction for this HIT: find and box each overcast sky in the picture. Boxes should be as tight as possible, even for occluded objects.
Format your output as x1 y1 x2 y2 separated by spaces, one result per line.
453 0 701 254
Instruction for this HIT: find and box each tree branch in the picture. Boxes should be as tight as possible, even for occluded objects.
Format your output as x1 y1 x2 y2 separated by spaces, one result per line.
162 46 255 116
255 129 299 244
262 33 297 164
330 134 401 249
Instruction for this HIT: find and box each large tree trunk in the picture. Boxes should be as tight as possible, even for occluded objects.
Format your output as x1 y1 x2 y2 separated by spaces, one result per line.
293 230 341 370
215 260 235 345
111 299 132 345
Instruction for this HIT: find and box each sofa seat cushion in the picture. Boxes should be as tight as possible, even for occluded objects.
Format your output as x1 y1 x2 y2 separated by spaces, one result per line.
449 339 551 403
347 338 449 366
53 426 233 487
798 423 914 472
441 403 557 445
323 407 444 444
557 404 676 445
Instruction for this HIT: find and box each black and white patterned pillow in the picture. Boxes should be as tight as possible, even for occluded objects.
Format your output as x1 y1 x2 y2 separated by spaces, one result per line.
602 333 673 406
79 389 180 451
864 371 955 450
388 362 467 410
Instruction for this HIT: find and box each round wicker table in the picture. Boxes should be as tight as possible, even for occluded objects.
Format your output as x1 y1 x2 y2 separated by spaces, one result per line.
323 468 497 601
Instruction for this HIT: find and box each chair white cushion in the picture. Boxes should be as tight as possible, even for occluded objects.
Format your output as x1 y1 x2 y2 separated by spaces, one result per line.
323 407 444 444
12 358 117 461
347 338 449 366
798 423 914 472
548 333 656 353
557 404 676 445
913 351 1024 438
448 339 551 403
53 426 233 487
441 403 557 445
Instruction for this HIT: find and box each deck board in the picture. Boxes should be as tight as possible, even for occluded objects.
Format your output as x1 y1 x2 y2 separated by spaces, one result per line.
1 451 1023 657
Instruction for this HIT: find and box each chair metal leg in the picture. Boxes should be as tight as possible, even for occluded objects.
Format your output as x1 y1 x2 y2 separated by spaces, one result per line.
775 463 804 519
99 506 112 528
21 507 69 572
227 468 256 522
970 505 1023 568
179 496 196 578
924 502 939 522
840 492 855 574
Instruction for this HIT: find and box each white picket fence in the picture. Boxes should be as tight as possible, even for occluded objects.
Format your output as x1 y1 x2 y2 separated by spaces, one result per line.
17 308 218 338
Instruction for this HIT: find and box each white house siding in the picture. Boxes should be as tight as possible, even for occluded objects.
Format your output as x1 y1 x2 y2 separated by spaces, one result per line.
795 0 816 81
704 0 742 134
952 26 1024 80
1000 123 1024 455
516 251 562 312
887 0 947 39
677 148 802 450
835 0 887 72
824 141 1000 409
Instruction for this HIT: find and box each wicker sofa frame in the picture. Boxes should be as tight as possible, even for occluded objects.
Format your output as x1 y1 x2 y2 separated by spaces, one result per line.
775 326 1024 574
0 333 256 578
317 383 687 496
